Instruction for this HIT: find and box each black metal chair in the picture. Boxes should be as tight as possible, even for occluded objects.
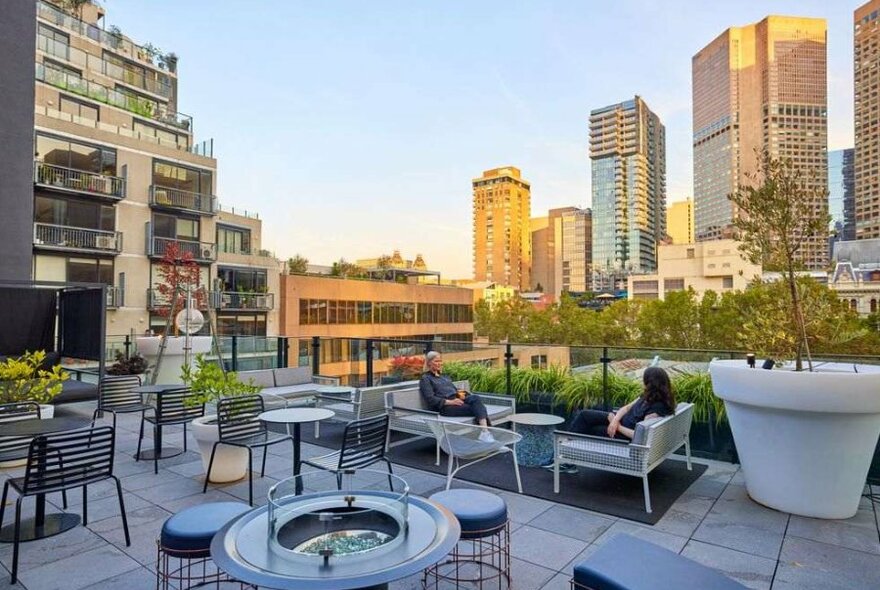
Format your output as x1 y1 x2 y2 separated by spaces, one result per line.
137 387 204 474
0 402 42 463
0 426 130 583
203 395 294 506
93 375 150 434
302 414 395 490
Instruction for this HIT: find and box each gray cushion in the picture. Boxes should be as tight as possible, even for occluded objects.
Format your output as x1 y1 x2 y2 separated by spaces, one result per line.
391 388 427 411
429 490 507 539
241 370 275 388
273 367 312 387
266 384 320 399
632 417 661 446
52 379 98 404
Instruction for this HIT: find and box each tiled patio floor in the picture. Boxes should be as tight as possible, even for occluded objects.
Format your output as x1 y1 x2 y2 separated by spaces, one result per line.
0 403 877 590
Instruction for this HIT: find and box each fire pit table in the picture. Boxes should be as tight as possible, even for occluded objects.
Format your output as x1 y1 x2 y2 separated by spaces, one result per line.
211 469 460 590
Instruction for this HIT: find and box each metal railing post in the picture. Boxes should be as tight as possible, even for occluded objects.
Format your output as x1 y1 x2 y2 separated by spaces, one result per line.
601 346 610 410
276 337 284 368
123 334 131 359
424 339 433 356
311 336 320 375
504 343 513 397
365 339 374 387
231 336 238 372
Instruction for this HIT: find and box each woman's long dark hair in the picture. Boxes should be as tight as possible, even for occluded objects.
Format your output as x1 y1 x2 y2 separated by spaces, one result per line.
642 367 675 409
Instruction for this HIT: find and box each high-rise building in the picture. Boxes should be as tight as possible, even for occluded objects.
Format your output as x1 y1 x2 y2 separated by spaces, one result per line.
31 0 279 337
472 167 531 291
667 199 695 244
559 208 592 293
529 216 550 294
589 96 666 291
693 16 828 269
829 149 856 244
855 2 880 239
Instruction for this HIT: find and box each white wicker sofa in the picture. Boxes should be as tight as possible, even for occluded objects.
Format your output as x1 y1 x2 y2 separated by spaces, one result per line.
238 367 339 407
553 402 694 513
312 381 417 437
384 381 516 464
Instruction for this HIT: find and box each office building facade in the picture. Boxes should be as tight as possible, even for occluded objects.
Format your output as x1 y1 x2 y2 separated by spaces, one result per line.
667 199 695 244
590 96 666 291
692 16 828 269
829 148 856 244
855 1 880 239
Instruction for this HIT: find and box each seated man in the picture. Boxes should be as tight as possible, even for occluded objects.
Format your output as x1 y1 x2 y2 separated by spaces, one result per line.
419 351 494 442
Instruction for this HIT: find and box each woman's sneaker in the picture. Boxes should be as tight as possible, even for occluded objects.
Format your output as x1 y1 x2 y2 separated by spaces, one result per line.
540 461 577 474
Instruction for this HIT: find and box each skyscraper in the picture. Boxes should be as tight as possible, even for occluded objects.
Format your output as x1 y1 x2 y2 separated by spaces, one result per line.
530 216 550 294
472 167 531 291
667 199 695 244
693 16 828 269
559 208 593 294
589 96 666 291
855 1 880 239
828 149 856 244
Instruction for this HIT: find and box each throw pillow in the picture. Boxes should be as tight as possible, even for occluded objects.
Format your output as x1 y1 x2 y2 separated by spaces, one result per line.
631 417 662 446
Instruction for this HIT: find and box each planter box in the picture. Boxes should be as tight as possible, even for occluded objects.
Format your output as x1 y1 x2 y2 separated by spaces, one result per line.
137 336 212 384
191 415 248 483
710 359 880 519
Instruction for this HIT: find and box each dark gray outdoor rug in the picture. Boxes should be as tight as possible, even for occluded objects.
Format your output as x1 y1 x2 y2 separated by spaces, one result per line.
297 422 707 525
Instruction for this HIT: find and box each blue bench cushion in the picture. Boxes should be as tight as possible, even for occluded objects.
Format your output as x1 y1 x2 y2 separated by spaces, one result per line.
573 534 747 590
429 489 507 539
160 501 250 558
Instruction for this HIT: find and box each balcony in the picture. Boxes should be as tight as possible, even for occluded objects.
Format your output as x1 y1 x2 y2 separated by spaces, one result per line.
34 161 125 200
36 63 192 131
33 223 122 254
106 286 124 308
149 186 217 215
148 236 216 263
215 291 275 311
146 288 212 311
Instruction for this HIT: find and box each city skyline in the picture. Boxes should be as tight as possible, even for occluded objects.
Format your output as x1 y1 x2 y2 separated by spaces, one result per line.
106 0 859 277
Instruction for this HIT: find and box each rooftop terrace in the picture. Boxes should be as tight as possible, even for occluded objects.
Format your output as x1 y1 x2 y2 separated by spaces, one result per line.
0 401 876 590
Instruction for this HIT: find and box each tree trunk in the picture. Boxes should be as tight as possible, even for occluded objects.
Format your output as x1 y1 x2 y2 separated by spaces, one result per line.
787 263 812 372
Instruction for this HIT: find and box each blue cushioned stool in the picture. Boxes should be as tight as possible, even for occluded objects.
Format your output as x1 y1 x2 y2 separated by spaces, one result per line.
157 501 254 589
424 489 511 589
571 534 748 590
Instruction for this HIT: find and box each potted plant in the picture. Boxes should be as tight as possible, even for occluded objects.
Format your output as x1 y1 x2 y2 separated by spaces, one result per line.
710 151 880 519
382 355 424 384
182 355 261 483
105 351 148 376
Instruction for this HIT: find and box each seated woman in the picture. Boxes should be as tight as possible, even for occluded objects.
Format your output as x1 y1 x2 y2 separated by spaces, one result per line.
418 351 494 442
547 367 675 472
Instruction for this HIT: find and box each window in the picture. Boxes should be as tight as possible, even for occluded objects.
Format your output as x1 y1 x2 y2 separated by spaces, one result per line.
60 96 98 121
152 212 199 241
152 160 212 195
722 276 734 289
217 225 251 255
686 248 695 259
217 267 266 292
38 24 68 46
215 314 266 337
530 354 548 369
664 278 685 292
36 133 117 176
35 195 115 231
34 254 112 285
134 121 186 150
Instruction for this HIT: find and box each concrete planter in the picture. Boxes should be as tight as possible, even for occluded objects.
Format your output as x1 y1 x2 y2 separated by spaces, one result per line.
137 336 212 384
710 359 880 519
191 415 248 483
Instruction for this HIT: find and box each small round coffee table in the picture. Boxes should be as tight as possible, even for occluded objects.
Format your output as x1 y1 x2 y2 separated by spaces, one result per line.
509 413 565 467
259 408 335 495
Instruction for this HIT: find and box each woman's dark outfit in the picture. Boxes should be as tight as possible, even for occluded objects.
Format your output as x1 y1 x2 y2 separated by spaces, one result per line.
418 371 490 424
569 398 672 439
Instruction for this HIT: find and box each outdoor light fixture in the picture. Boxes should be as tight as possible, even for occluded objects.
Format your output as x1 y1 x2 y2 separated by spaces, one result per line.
746 353 756 368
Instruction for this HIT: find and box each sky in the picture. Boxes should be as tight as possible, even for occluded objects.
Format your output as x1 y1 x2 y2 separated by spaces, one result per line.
106 0 858 278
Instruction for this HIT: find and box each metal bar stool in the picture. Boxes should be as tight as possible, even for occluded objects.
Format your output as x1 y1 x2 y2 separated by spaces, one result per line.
423 489 511 589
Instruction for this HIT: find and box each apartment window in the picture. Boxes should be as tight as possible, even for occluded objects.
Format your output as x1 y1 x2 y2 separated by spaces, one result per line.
217 267 266 292
152 160 212 195
531 354 548 369
134 121 186 149
686 248 695 259
664 278 685 292
60 96 98 121
38 24 68 46
217 225 251 255
722 276 734 289
34 254 112 285
215 313 267 337
632 280 659 292
36 133 117 176
35 195 115 231
152 212 199 241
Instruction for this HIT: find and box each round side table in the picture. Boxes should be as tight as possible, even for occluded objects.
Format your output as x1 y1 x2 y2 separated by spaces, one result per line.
508 413 565 467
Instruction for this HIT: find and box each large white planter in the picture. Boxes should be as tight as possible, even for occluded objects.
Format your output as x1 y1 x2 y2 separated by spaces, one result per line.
137 336 212 385
710 359 880 519
191 415 248 483
0 405 55 468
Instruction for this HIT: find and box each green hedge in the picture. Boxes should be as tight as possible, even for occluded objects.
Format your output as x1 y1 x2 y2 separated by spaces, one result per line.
442 362 725 424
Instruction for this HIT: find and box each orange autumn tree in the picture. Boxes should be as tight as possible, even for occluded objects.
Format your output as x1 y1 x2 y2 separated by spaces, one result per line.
154 241 205 335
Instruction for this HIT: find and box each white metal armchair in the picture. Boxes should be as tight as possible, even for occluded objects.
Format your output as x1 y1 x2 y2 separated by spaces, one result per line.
426 419 523 493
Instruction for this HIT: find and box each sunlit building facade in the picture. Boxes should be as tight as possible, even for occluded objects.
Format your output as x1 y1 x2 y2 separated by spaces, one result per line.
855 1 880 239
590 96 666 291
667 199 695 244
559 208 592 293
692 16 828 269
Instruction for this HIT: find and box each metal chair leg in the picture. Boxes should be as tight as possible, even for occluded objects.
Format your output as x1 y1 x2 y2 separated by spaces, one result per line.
0 480 9 527
11 498 22 584
182 423 187 452
385 458 395 491
203 443 219 494
643 475 652 513
82 485 88 525
261 447 268 477
135 415 145 462
113 476 130 546
153 424 160 474
247 448 254 507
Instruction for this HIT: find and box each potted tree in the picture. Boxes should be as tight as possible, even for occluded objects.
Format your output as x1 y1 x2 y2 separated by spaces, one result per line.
710 151 880 519
183 355 261 482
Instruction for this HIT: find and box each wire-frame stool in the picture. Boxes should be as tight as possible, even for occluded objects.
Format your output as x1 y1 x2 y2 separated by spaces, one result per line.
156 543 256 590
423 489 511 589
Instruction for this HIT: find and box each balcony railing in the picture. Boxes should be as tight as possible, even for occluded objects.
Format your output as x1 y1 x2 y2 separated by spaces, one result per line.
37 33 172 98
36 1 176 73
146 288 212 311
215 292 275 311
106 286 124 308
34 223 122 254
148 236 216 262
34 161 125 199
149 186 217 215
36 63 192 131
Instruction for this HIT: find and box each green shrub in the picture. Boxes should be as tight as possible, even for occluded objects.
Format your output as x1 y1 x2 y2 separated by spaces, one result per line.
671 372 724 422
181 354 261 407
0 351 68 405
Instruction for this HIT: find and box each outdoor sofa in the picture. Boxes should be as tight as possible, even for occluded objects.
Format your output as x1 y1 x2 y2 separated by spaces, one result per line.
237 366 339 407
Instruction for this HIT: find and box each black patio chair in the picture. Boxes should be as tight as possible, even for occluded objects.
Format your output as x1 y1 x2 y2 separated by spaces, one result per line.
0 426 130 583
203 395 293 506
137 386 204 474
0 402 42 463
302 414 395 490
93 375 151 435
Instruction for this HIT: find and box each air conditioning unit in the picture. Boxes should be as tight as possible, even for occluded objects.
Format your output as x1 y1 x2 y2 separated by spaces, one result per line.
202 248 214 259
96 235 116 250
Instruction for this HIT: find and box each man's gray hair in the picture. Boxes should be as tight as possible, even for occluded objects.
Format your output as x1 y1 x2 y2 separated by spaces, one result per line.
424 350 441 371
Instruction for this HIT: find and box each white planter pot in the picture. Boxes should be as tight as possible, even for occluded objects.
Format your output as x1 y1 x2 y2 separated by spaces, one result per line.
0 405 56 468
137 336 212 385
710 359 880 519
191 415 248 483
